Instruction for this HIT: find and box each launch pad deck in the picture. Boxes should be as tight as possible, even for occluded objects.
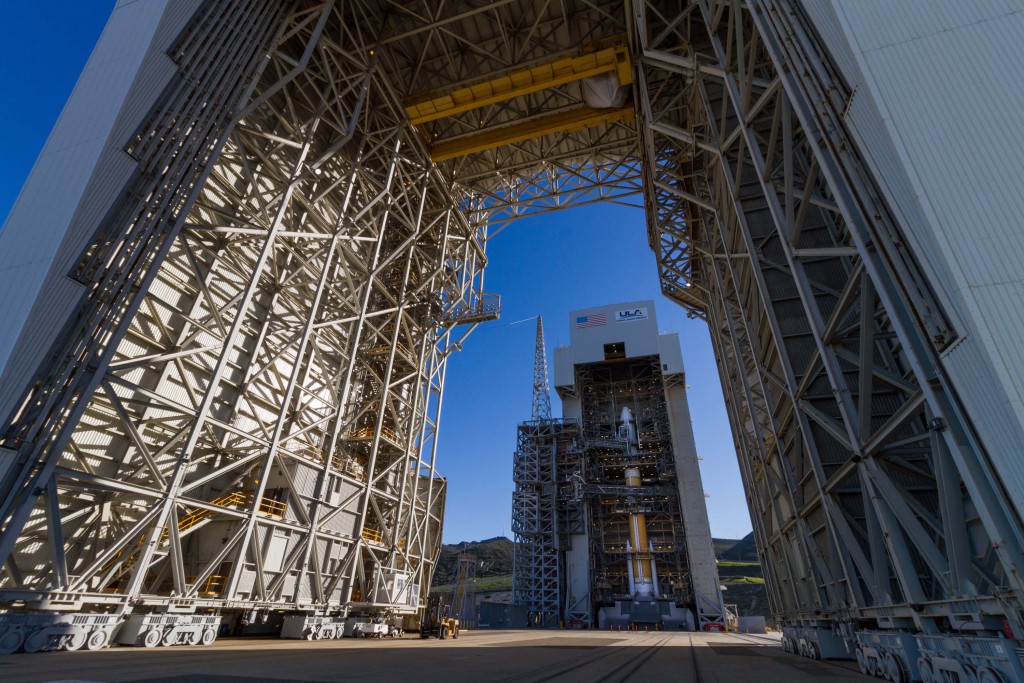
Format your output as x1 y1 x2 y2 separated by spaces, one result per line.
5 630 867 683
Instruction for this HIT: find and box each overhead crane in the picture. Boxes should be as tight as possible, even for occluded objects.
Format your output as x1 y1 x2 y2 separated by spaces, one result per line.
405 42 634 161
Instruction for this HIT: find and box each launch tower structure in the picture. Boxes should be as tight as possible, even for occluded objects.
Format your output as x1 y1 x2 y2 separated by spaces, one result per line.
512 301 723 630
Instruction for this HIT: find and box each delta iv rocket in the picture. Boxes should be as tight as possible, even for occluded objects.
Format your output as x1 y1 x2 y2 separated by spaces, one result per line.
621 406 659 598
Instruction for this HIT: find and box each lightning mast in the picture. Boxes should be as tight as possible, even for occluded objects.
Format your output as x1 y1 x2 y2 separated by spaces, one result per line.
531 317 551 421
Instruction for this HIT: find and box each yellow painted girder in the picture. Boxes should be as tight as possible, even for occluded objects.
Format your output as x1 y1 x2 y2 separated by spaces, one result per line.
405 45 632 125
429 105 634 162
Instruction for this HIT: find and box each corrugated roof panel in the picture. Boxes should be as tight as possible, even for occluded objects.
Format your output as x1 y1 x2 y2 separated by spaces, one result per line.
800 1 859 84
836 0 1023 53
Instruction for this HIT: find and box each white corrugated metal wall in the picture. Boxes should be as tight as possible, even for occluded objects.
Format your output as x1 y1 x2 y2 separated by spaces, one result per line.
804 0 1024 522
0 0 201 421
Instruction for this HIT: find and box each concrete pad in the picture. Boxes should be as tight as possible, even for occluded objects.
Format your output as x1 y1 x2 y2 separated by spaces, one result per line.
0 630 870 683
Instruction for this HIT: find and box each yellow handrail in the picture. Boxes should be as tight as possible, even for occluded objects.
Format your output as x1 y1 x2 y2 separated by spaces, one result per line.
177 490 250 532
192 574 226 595
348 425 403 448
258 497 286 517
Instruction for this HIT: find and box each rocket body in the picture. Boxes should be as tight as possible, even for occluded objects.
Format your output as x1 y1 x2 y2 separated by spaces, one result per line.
625 466 656 596
622 405 658 597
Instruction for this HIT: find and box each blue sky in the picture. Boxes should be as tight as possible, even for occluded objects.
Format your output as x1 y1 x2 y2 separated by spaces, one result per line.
0 3 752 543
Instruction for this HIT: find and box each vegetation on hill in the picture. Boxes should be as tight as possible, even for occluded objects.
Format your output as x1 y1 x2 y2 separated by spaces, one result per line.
715 532 771 620
431 536 514 588
719 532 759 562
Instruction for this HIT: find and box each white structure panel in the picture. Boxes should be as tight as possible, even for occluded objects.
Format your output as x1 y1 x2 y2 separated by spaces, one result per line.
0 0 197 421
657 333 685 376
553 346 574 389
664 383 723 622
822 0 1024 517
567 300 660 363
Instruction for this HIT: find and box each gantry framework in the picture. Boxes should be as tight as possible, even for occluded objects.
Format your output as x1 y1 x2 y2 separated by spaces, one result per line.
576 359 693 610
511 419 582 628
642 2 1024 638
0 0 496 617
0 1 1022 666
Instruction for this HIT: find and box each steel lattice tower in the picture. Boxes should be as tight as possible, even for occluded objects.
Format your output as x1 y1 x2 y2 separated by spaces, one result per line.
531 317 551 421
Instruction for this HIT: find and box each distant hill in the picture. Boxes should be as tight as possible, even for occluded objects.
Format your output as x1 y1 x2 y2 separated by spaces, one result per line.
432 536 513 588
713 537 742 557
714 532 771 620
719 532 758 562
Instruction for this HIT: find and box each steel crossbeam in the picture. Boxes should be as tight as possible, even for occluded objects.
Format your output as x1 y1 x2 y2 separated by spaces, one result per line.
0 0 490 617
633 0 1024 642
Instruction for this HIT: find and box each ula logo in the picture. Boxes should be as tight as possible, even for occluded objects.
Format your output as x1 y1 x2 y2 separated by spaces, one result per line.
615 307 648 322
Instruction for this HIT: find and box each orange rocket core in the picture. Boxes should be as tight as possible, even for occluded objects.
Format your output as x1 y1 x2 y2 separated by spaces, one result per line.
626 467 654 592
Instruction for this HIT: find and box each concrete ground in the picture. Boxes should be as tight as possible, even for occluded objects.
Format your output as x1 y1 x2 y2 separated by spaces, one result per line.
2 629 869 683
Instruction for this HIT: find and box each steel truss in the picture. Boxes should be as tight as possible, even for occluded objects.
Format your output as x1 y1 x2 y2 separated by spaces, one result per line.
511 419 579 628
635 0 1024 670
576 359 693 610
514 354 710 629
375 1 645 234
0 0 495 620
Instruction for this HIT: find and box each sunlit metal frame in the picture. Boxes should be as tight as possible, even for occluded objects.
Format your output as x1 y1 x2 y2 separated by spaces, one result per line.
1 1 1020 665
634 0 1024 643
0 0 494 618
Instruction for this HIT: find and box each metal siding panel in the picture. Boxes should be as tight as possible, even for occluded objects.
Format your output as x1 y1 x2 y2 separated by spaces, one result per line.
665 383 722 619
831 0 1024 510
0 2 170 370
0 1 206 424
803 3 967 325
657 333 685 376
799 1 859 84
553 346 574 388
567 299 660 363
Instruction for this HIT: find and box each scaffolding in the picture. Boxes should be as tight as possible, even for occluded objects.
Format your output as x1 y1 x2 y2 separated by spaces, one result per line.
0 1 497 638
511 419 582 628
513 314 721 631
576 358 692 609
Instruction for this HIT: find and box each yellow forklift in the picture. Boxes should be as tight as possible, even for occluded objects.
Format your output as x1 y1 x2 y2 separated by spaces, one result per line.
420 596 460 639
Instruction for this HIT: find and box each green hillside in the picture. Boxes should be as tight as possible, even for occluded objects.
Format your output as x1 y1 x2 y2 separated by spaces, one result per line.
431 536 514 589
715 532 771 620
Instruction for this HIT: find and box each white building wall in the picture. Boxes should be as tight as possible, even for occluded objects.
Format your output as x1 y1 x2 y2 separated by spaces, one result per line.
657 333 685 375
665 381 724 622
804 0 1024 519
564 524 591 619
567 300 660 363
0 1 200 421
553 346 574 390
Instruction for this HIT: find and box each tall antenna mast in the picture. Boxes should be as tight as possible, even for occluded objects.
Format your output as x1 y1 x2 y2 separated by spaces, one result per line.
531 316 552 420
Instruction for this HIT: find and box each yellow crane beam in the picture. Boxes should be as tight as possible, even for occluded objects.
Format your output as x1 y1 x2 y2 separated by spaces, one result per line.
405 44 632 125
429 105 634 162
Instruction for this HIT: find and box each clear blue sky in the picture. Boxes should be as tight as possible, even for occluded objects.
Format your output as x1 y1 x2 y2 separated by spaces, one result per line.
0 3 753 543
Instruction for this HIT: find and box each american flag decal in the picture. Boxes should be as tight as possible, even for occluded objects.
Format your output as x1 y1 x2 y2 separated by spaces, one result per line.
576 313 607 328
